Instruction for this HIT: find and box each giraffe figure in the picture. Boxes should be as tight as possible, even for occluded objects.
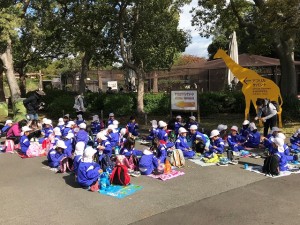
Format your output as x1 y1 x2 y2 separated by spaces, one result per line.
214 49 283 127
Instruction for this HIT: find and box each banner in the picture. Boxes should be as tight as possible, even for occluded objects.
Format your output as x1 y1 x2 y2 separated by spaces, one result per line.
171 90 198 111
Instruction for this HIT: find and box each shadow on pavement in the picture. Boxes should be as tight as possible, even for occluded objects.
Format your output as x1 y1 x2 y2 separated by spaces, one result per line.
62 174 82 188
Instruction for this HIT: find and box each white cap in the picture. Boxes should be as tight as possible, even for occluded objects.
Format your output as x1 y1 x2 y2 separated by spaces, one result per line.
113 120 119 128
150 120 158 128
53 127 62 136
83 146 97 163
77 114 83 120
107 124 115 130
75 142 85 156
66 121 75 128
242 120 250 125
58 118 64 126
42 118 48 124
5 120 13 126
56 140 67 149
276 133 286 140
190 125 198 130
231 126 238 132
22 126 32 132
120 128 127 136
210 129 220 138
92 115 99 122
189 116 196 121
176 115 182 119
65 132 74 139
217 124 228 131
44 119 52 125
271 127 281 133
178 127 188 134
272 137 284 152
79 123 86 129
158 121 167 128
97 132 107 140
249 122 257 131
109 113 114 117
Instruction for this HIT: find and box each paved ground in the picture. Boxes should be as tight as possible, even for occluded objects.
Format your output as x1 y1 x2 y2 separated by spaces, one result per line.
0 143 299 225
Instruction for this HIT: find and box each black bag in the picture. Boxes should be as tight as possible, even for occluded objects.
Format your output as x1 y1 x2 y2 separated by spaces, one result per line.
262 155 279 176
100 154 115 172
193 140 205 154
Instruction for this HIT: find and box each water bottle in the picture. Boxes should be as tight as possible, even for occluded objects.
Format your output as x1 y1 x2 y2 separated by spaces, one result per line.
115 146 120 155
244 164 248 170
100 173 107 190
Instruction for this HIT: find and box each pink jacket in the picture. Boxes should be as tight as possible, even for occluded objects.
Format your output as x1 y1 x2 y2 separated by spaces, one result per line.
6 123 21 138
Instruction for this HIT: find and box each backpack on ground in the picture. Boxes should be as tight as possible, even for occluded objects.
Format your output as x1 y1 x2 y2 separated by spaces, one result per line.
110 165 130 186
262 154 279 176
100 154 115 172
170 149 185 168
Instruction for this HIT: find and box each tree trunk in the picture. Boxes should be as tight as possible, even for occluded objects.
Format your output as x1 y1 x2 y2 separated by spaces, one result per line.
79 52 92 94
0 40 21 102
0 64 6 101
17 68 27 97
137 70 145 114
276 36 297 96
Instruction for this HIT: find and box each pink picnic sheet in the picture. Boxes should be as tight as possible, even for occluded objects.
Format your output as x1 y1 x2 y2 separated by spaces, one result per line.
147 170 185 181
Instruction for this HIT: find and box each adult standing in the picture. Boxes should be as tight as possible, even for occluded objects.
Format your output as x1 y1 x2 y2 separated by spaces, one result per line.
73 93 86 116
255 99 277 137
23 90 46 120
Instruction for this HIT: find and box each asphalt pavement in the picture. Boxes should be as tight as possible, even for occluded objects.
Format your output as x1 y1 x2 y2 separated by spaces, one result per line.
0 143 299 225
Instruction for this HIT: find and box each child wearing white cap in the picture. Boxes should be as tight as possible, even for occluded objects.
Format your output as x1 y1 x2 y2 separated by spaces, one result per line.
174 115 184 135
41 119 53 139
146 120 158 141
91 115 104 136
227 126 244 152
20 126 32 155
75 114 85 126
75 123 89 145
189 125 209 149
106 124 120 149
243 122 261 148
57 118 65 133
184 116 199 131
62 121 75 137
207 129 225 155
63 133 74 158
77 146 101 191
272 137 289 172
47 140 68 168
73 142 85 176
2 120 13 134
157 121 175 149
262 127 281 151
240 120 250 142
96 131 113 157
175 127 195 158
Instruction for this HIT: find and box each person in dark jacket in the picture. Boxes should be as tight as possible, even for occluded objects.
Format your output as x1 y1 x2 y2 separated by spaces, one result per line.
23 90 46 120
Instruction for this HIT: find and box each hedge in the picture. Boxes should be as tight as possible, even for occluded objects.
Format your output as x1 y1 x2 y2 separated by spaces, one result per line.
42 90 300 122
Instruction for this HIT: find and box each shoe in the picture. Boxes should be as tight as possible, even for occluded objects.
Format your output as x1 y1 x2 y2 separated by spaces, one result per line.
217 162 228 166
229 160 238 165
130 171 141 177
292 161 300 165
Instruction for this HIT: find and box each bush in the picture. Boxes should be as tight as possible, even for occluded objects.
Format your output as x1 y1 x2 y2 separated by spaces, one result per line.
144 93 170 115
282 95 300 122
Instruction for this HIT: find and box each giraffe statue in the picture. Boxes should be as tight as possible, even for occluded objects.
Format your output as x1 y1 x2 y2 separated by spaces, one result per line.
214 49 283 127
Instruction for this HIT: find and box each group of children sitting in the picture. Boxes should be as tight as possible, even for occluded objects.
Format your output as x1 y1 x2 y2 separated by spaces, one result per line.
2 113 300 191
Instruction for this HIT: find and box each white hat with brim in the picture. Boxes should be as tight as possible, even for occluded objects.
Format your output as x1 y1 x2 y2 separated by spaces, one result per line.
44 119 52 125
65 132 74 139
66 121 75 128
92 115 99 122
53 127 62 136
190 125 198 130
58 118 64 126
75 142 85 156
97 132 107 140
5 120 13 126
217 124 228 131
159 121 167 128
271 127 281 133
242 120 250 125
107 125 115 130
178 127 188 134
22 126 32 132
56 140 67 149
277 133 286 140
210 129 220 138
249 122 257 131
231 126 238 132
109 113 114 117
79 123 86 129
176 115 182 119
83 147 97 163
272 137 284 153
189 116 196 121
42 118 48 124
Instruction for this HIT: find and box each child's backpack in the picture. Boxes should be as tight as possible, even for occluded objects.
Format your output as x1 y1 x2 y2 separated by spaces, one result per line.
100 154 115 172
26 142 45 157
262 154 279 176
170 149 185 168
128 154 139 171
193 139 205 153
110 165 130 186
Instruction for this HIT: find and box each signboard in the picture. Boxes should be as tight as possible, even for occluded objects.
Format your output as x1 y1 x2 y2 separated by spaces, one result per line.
107 81 118 90
171 90 198 111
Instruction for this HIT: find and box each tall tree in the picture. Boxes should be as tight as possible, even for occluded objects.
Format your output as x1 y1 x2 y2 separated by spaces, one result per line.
192 0 300 96
114 0 191 113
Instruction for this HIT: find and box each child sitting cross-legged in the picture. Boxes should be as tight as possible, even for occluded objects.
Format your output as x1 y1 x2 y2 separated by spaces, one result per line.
120 137 142 157
77 146 101 192
151 137 167 164
47 140 69 172
202 130 225 163
20 126 32 155
139 148 159 175
175 127 195 158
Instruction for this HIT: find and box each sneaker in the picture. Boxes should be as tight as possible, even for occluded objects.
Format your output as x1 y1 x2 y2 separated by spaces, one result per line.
229 160 238 165
130 171 141 177
292 161 300 165
217 162 228 166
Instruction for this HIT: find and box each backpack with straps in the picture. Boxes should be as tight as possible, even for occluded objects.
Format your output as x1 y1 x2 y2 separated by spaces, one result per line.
110 165 130 186
262 154 280 176
170 149 185 168
100 154 115 172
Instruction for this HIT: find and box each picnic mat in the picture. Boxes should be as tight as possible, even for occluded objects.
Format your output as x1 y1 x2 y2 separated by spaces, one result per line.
188 157 217 167
99 184 143 199
147 170 185 181
245 165 300 178
17 152 46 159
